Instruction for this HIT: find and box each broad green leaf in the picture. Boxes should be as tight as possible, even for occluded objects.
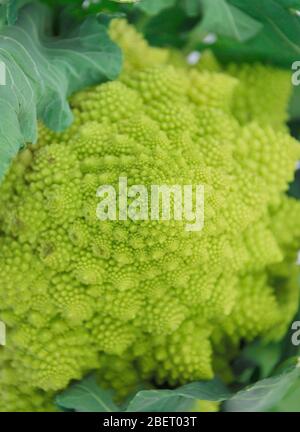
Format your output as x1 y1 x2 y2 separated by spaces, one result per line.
276 0 300 8
0 0 33 28
232 341 283 385
135 0 176 15
142 5 193 48
56 376 118 412
180 0 202 17
225 365 300 412
271 378 300 412
242 342 282 380
288 170 300 199
41 0 125 17
125 378 231 412
229 0 300 52
0 2 121 180
215 0 300 66
199 0 263 42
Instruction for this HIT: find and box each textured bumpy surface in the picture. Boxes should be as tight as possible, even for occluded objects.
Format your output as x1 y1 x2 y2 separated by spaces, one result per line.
0 20 300 411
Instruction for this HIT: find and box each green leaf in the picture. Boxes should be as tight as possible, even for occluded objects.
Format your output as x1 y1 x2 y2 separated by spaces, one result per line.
41 0 127 18
142 5 195 49
57 376 230 412
242 342 282 380
271 377 300 412
135 0 177 15
56 376 119 412
274 0 300 9
288 170 300 199
125 378 231 412
229 0 300 52
199 0 263 42
225 365 300 412
0 0 32 28
213 0 300 66
0 2 121 180
180 0 202 17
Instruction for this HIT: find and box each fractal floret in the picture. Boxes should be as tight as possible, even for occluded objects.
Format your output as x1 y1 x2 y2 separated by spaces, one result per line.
0 20 300 411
